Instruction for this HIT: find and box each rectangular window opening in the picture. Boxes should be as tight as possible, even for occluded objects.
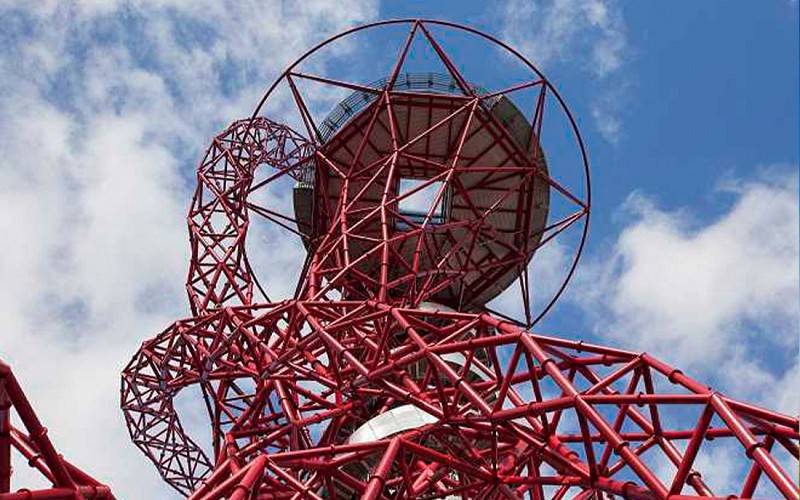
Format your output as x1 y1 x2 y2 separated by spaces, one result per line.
398 177 447 226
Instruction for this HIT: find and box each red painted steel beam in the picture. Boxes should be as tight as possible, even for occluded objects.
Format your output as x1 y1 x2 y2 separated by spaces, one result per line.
0 362 114 500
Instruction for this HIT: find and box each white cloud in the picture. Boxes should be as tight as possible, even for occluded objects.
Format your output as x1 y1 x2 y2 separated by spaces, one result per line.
0 0 377 497
575 169 799 413
500 0 628 143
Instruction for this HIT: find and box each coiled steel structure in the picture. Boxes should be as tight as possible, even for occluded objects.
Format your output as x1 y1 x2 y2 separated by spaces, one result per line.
120 20 799 500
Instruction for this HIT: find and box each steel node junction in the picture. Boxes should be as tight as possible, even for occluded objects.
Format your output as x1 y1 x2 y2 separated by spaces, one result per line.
9 18 792 500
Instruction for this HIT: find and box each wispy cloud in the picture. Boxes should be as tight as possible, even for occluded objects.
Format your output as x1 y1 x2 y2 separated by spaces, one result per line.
501 0 626 77
500 0 628 143
0 1 377 497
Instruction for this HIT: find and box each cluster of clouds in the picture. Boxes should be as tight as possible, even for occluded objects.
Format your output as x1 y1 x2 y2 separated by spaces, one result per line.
575 170 799 414
0 0 795 498
572 171 798 494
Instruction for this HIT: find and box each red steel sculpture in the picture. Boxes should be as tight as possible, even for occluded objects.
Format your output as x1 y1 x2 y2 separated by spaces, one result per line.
121 20 799 500
0 360 115 499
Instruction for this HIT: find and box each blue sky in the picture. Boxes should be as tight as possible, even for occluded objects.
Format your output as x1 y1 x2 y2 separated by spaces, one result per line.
0 1 796 498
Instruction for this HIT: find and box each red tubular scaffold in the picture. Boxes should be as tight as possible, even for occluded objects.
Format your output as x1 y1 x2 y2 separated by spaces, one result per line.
121 20 799 500
0 360 115 500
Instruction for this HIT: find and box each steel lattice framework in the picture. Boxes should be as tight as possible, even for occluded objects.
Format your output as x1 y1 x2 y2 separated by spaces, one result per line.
121 20 799 500
0 360 115 499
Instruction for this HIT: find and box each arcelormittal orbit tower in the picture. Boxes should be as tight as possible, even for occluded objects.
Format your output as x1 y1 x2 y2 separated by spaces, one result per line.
117 20 798 500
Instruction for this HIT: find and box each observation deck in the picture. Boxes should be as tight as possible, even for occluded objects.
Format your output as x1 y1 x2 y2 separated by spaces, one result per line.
294 73 550 308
